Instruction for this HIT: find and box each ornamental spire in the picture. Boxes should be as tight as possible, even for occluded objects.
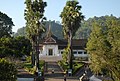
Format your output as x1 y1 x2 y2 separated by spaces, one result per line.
47 22 52 37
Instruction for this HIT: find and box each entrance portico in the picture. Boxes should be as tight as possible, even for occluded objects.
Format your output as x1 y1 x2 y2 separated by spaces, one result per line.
42 44 59 56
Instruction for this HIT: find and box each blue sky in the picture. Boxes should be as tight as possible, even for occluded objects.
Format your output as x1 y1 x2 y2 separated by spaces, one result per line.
0 0 120 32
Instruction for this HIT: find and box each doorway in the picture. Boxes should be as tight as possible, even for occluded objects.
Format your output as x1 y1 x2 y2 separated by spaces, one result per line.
49 49 53 56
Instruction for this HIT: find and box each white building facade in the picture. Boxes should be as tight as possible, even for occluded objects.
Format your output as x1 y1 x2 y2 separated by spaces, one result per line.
39 34 89 61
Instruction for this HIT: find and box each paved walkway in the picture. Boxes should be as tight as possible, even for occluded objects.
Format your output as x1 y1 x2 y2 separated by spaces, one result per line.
17 78 34 81
17 68 35 81
17 68 35 78
44 62 79 81
17 62 90 81
45 78 79 81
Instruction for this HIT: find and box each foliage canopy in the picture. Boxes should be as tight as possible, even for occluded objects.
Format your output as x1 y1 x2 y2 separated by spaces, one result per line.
86 16 120 81
60 0 84 70
0 58 17 81
0 11 14 38
24 0 47 42
0 36 31 58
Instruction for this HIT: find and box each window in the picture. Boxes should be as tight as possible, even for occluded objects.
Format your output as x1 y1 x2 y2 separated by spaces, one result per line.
73 51 77 54
61 51 63 54
84 51 87 54
78 51 83 54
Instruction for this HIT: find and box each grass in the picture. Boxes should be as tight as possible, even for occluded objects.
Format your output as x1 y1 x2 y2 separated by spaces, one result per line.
58 60 69 71
73 62 84 74
24 60 45 74
24 62 32 68
24 62 35 74
58 60 84 74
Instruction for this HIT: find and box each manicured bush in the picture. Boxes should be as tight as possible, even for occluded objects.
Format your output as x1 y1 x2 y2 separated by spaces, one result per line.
58 60 84 74
24 60 45 75
58 60 69 71
24 62 35 74
73 62 84 74
0 58 17 81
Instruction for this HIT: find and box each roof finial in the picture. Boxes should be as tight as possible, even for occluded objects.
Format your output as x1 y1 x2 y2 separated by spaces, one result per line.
47 22 52 37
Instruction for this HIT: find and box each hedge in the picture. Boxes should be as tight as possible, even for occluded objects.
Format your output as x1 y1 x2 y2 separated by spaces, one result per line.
24 60 45 75
0 58 17 81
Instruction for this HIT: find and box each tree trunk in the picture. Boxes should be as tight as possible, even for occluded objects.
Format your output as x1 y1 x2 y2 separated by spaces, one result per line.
31 41 35 67
68 30 73 70
36 36 40 72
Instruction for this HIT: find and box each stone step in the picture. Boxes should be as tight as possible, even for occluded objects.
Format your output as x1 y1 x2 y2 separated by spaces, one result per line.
44 62 64 78
40 55 62 62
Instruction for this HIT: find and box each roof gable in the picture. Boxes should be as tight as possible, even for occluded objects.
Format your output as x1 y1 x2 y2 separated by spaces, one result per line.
44 37 56 43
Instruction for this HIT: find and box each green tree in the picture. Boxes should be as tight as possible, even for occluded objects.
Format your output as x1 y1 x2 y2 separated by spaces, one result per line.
0 37 13 58
60 0 84 70
62 45 70 63
14 27 26 37
86 17 120 81
74 15 117 39
74 19 92 39
0 11 14 38
0 36 31 58
13 36 32 57
0 58 17 81
24 0 47 71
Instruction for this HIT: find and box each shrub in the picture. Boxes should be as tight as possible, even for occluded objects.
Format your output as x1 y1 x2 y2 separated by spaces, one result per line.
39 60 45 74
73 62 84 74
0 58 17 81
58 60 84 74
24 60 45 75
58 60 69 71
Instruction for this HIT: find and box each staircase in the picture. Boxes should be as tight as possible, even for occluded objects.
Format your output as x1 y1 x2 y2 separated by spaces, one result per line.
44 62 64 78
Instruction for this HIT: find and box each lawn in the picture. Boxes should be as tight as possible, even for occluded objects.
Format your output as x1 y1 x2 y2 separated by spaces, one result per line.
58 60 84 74
24 60 45 74
73 62 84 74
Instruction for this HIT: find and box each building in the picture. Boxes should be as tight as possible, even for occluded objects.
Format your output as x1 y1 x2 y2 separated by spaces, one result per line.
39 27 88 61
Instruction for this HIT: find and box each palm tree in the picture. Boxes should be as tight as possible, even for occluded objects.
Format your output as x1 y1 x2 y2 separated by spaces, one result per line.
60 0 84 71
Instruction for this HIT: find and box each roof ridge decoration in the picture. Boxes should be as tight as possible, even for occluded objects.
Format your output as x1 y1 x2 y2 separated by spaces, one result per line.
46 22 52 38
